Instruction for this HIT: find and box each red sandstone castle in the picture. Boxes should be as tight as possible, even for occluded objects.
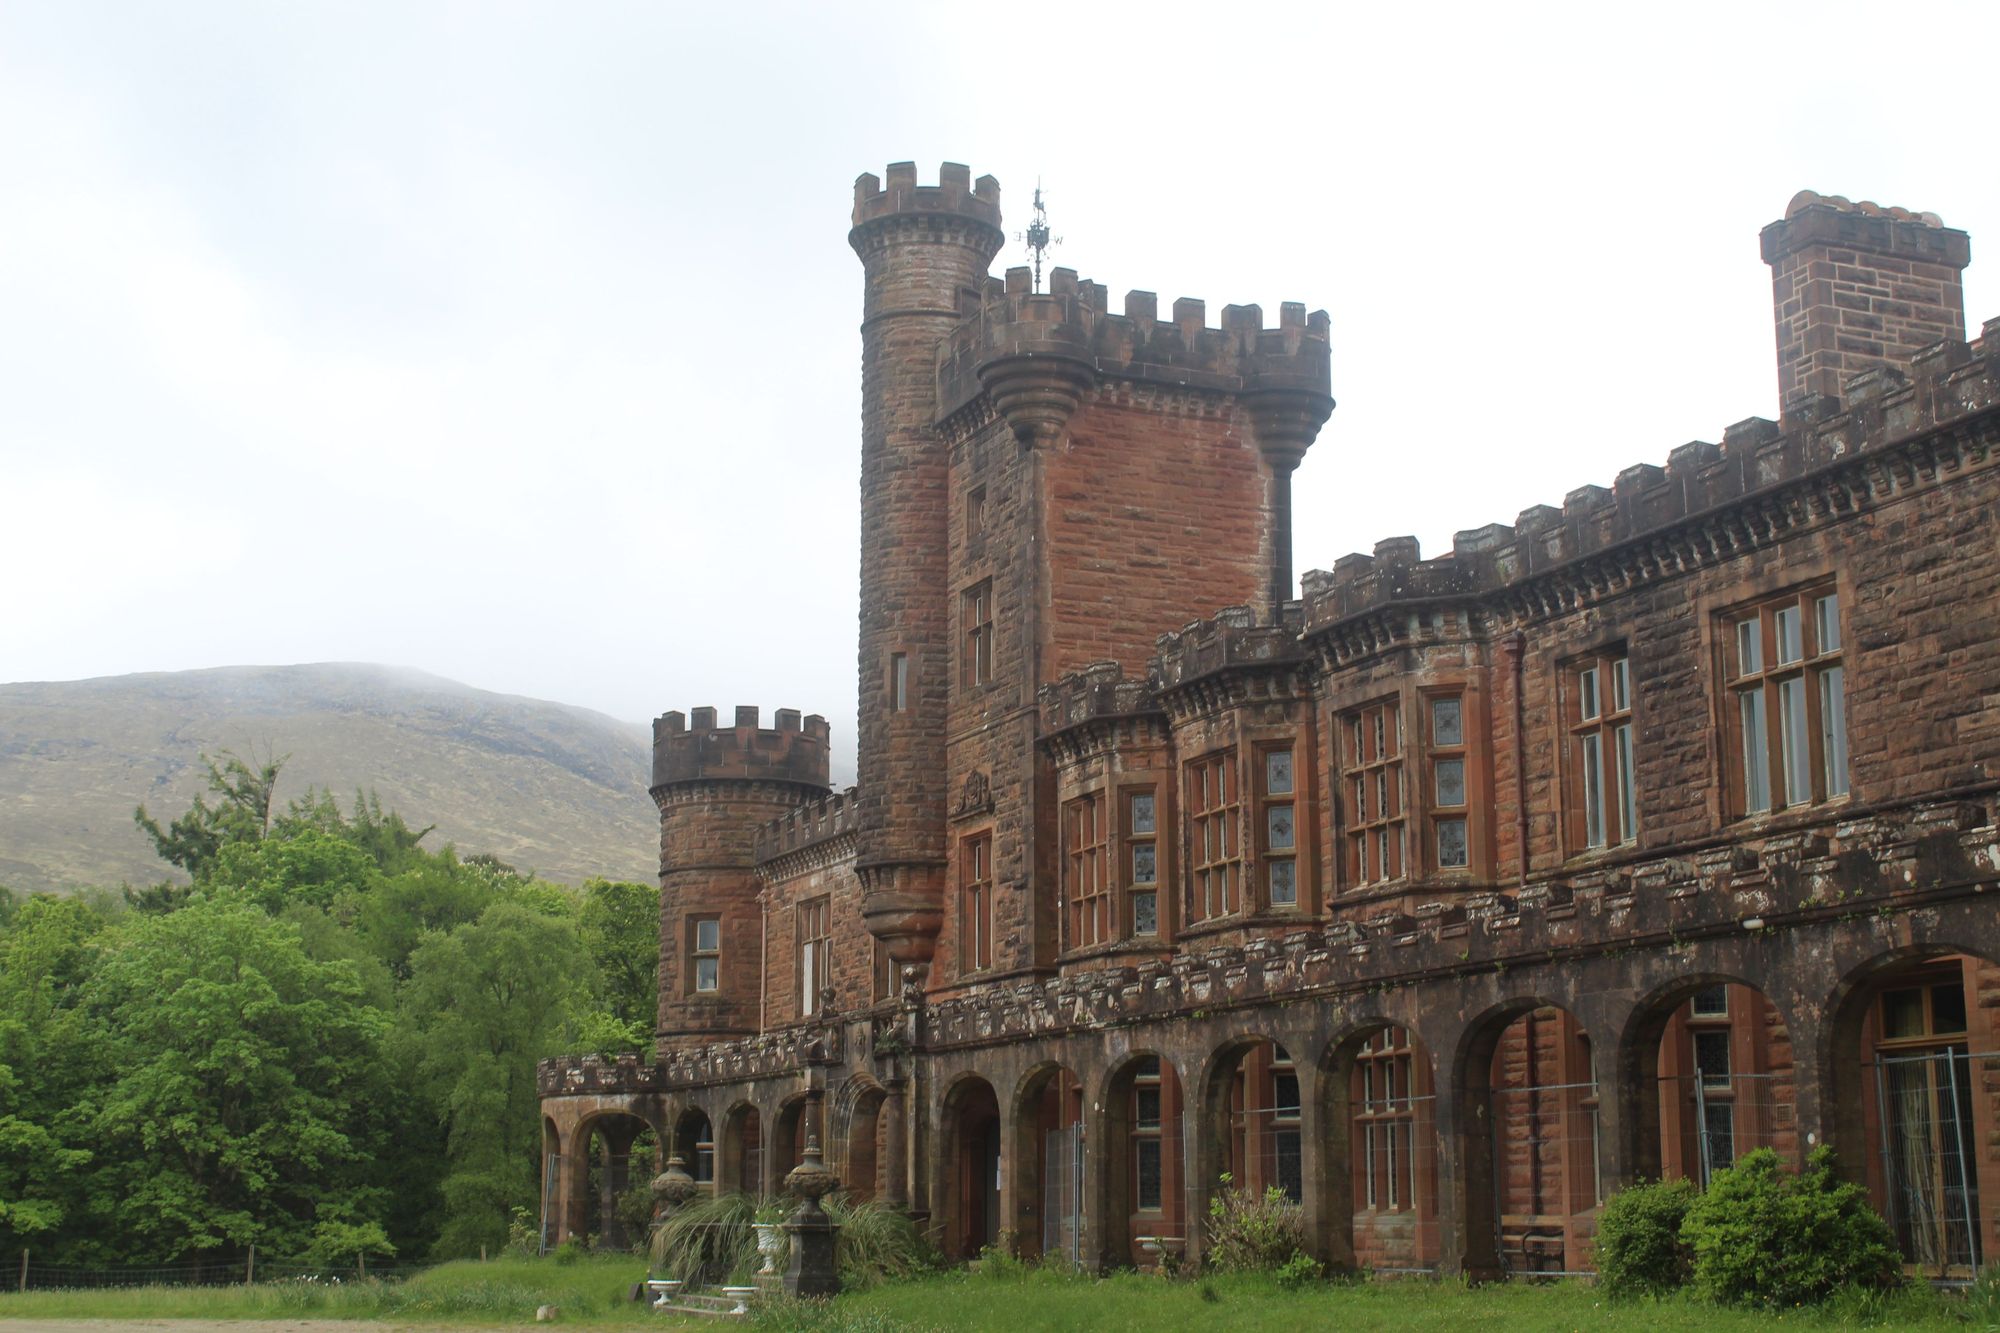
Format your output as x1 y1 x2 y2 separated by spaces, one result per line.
540 164 2000 1279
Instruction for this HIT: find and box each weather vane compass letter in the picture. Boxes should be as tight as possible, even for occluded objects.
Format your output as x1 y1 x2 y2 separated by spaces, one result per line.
1015 180 1062 292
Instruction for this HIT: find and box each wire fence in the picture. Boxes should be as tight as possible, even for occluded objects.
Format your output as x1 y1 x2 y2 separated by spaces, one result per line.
12 1255 421 1291
1867 1048 1994 1278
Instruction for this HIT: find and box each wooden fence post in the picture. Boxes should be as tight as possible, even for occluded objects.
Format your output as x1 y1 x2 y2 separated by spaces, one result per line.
18 1248 26 1293
245 1243 255 1285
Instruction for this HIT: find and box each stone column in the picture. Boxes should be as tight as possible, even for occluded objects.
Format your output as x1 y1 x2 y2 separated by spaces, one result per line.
882 1070 910 1209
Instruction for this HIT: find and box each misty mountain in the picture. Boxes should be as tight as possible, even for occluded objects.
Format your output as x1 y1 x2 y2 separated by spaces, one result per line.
0 663 659 894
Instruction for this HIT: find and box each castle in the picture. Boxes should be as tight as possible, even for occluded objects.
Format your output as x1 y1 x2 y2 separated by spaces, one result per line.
539 164 2000 1279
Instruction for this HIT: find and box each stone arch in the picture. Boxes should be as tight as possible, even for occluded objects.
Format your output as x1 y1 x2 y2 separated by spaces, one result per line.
1009 1060 1084 1261
1314 1014 1441 1273
1094 1050 1185 1271
1614 969 1799 1186
1451 995 1601 1278
1192 1034 1307 1247
568 1107 655 1249
1821 939 2000 1275
937 1071 1003 1261
835 1075 889 1204
671 1104 716 1191
718 1100 763 1196
773 1093 811 1185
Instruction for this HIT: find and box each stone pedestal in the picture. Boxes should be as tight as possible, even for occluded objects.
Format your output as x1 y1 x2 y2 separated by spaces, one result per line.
782 1216 840 1299
781 1101 842 1299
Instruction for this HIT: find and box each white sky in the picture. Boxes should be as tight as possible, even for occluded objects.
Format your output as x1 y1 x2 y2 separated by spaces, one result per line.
4 0 1997 783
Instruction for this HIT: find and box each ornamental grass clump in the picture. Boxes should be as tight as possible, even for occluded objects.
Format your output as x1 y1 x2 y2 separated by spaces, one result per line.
650 1190 757 1288
650 1191 935 1291
1679 1147 1901 1308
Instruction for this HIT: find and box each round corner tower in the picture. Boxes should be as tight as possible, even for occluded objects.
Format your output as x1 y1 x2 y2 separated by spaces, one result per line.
651 705 829 1054
848 162 1005 972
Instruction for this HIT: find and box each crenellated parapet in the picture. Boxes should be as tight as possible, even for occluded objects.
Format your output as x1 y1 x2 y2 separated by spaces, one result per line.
538 1022 846 1097
754 785 861 869
935 268 1333 445
651 706 831 800
920 793 1998 1050
1152 604 1305 686
1038 660 1161 732
1301 324 2000 647
848 161 1004 261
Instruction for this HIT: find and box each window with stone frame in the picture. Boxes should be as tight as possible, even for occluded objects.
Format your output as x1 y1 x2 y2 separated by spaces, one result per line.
689 915 721 995
1565 648 1637 852
797 897 829 1018
1425 692 1472 872
1066 790 1111 949
1126 787 1161 938
1340 698 1405 889
1688 986 1735 1178
888 652 909 712
1722 584 1848 818
872 937 896 1003
1186 750 1241 921
1353 1027 1416 1211
961 580 993 688
1875 971 1977 1270
960 831 992 972
1271 1050 1303 1202
1132 1056 1164 1213
1259 744 1299 910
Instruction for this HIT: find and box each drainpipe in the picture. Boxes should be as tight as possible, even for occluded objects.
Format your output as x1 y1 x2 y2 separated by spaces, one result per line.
1507 632 1529 886
759 891 769 1034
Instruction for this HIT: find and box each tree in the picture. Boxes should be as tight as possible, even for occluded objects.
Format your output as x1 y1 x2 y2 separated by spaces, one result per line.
0 896 103 1251
577 878 659 1035
79 898 394 1263
278 789 435 874
206 829 382 915
402 900 597 1257
134 749 288 881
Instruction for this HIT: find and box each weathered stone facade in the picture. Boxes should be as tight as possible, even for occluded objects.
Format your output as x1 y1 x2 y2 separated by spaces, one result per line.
541 172 2000 1279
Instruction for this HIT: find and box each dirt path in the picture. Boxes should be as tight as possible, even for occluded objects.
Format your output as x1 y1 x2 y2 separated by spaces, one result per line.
0 1323 624 1332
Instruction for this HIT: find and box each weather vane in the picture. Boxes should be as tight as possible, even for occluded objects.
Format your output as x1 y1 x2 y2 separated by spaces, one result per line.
1016 179 1062 292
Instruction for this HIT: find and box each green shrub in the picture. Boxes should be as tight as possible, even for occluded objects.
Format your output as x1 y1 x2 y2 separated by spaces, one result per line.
1203 1179 1310 1273
1274 1250 1323 1289
1680 1146 1901 1307
549 1237 585 1265
1966 1260 2000 1325
1593 1177 1697 1299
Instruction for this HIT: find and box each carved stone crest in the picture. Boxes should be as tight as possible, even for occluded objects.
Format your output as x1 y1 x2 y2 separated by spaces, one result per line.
952 768 993 819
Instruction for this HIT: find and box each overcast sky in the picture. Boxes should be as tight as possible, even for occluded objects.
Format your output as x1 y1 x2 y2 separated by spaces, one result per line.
5 0 1996 782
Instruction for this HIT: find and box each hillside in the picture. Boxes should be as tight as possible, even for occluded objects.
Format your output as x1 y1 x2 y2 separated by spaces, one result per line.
0 664 660 894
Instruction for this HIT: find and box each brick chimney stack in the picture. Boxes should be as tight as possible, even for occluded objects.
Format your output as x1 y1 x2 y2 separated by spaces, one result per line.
1761 191 1970 408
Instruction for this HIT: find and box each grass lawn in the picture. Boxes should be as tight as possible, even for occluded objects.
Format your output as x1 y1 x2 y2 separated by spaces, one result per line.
0 1257 1982 1330
798 1267 1979 1332
0 1254 658 1325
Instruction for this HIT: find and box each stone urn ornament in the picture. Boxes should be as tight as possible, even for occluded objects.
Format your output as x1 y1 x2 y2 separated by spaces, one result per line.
650 1153 700 1221
751 1221 784 1275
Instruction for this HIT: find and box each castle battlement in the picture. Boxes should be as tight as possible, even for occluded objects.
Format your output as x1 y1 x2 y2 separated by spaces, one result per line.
753 784 861 864
651 705 831 793
1152 602 1305 690
936 265 1332 421
1300 322 2000 634
1037 660 1161 734
849 161 1003 241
